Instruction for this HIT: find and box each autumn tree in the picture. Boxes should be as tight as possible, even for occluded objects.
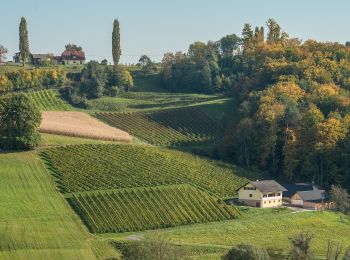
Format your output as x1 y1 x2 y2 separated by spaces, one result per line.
112 19 121 65
19 17 30 65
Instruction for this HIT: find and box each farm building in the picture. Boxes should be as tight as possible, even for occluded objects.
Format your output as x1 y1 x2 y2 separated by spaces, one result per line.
238 180 287 208
13 52 55 65
286 188 334 210
61 50 85 65
282 183 321 203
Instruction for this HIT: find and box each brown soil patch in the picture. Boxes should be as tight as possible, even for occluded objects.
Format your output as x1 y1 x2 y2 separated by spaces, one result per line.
39 112 132 143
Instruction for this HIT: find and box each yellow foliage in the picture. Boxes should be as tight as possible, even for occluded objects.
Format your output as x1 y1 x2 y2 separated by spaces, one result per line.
266 82 305 103
0 74 12 92
315 117 347 150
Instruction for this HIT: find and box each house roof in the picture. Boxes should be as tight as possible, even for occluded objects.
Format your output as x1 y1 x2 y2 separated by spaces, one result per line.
282 183 320 198
62 50 85 60
249 180 287 193
295 190 328 202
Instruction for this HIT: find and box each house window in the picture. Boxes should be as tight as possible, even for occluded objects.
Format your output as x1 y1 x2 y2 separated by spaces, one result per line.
249 194 252 197
269 201 271 203
263 194 267 198
277 193 281 196
264 201 266 204
244 187 256 190
278 200 281 202
268 193 275 197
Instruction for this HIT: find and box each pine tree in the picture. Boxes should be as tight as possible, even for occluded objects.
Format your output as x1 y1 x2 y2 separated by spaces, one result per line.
112 19 121 65
19 17 30 65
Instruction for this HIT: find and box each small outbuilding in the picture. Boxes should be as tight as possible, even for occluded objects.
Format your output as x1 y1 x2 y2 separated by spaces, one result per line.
238 180 287 208
290 190 334 210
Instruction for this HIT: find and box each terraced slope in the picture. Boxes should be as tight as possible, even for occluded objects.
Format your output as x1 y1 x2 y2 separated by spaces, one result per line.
25 89 73 111
96 107 223 146
42 144 245 233
43 144 249 198
67 185 239 233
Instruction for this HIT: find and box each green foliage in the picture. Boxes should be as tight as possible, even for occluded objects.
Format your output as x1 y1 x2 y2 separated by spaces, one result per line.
222 244 269 260
344 247 350 260
65 43 83 51
19 17 30 64
0 93 41 150
42 144 250 197
116 234 188 260
112 19 121 65
96 107 223 146
67 184 239 233
25 89 73 111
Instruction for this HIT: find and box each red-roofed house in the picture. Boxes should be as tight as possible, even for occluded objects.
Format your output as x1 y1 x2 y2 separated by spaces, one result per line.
61 50 85 65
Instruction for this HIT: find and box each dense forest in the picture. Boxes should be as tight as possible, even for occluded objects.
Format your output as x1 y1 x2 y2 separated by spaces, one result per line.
160 19 350 188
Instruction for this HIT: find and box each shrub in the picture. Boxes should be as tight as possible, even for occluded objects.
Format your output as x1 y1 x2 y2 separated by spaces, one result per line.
222 244 270 260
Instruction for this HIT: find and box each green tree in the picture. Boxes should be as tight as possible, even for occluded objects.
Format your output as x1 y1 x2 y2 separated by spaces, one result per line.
344 247 350 260
138 55 155 75
112 19 121 65
19 17 30 65
65 43 83 51
222 244 269 260
242 23 254 49
0 93 41 150
330 185 350 214
266 18 281 44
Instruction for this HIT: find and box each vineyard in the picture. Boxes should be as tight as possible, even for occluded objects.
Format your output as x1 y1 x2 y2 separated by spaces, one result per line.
96 107 223 146
42 144 245 233
25 89 73 111
67 185 240 233
43 144 249 198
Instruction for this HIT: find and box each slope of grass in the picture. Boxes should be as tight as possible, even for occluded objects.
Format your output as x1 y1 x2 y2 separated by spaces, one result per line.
25 89 73 111
67 184 239 233
104 210 350 259
42 144 250 198
96 107 223 146
0 151 120 259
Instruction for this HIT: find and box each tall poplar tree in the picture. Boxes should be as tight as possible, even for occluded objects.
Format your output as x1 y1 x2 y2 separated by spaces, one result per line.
19 17 30 65
112 19 121 65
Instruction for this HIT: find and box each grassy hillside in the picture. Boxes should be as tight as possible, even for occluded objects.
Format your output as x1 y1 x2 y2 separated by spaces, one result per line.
0 151 119 260
42 144 250 198
106 209 350 259
96 107 223 146
25 89 73 111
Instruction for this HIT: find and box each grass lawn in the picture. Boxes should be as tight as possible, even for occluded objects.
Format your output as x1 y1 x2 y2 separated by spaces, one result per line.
101 209 350 259
0 151 119 259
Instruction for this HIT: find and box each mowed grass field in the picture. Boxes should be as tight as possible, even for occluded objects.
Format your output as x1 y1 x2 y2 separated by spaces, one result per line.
39 112 132 143
0 151 119 260
96 107 223 146
42 144 247 233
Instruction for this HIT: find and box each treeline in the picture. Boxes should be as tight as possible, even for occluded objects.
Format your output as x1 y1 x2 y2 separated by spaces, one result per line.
0 69 65 93
163 18 350 189
61 61 133 107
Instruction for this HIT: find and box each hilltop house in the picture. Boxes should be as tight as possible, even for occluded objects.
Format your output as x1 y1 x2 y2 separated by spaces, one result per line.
238 180 287 208
61 50 85 65
13 52 54 65
283 183 334 210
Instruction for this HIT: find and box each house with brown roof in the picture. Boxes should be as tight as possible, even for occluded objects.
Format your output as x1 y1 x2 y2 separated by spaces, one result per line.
238 180 287 208
61 50 85 65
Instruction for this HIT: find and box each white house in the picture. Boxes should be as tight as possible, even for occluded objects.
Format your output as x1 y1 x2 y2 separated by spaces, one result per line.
238 180 287 208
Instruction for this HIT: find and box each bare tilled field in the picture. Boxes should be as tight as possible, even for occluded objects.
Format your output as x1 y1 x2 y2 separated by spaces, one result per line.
39 112 132 142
